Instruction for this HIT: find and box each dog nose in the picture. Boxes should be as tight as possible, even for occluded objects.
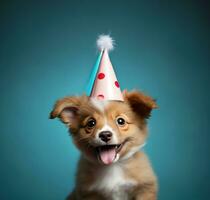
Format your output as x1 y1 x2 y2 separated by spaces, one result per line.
99 131 112 143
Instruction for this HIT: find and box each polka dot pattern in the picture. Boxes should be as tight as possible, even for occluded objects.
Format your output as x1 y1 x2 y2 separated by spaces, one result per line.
97 94 104 100
115 81 120 88
89 49 124 101
98 73 105 79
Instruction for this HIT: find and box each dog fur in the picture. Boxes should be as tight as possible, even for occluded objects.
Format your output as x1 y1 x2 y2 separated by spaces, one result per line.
50 90 158 200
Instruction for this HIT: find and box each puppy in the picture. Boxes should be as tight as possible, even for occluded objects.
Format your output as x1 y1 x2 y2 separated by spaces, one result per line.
50 90 158 200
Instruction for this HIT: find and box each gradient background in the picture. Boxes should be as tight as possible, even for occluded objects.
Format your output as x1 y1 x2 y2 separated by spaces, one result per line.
0 0 210 199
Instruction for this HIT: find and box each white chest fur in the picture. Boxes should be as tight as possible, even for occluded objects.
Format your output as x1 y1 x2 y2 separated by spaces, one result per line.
88 164 136 200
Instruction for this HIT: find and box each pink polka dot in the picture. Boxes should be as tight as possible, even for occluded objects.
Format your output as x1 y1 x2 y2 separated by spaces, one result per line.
98 73 105 79
97 94 104 100
115 81 120 88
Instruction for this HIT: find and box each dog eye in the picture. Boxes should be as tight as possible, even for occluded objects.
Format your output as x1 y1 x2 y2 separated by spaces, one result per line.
86 118 96 128
116 117 126 126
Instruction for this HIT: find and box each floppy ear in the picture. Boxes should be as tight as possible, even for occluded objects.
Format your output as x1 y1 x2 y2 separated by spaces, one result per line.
124 90 157 119
49 96 85 125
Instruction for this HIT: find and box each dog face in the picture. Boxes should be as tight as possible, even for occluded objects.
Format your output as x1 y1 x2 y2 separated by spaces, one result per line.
50 91 157 165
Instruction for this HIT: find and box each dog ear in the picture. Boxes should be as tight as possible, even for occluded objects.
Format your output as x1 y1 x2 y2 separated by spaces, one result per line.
123 90 157 119
49 96 86 125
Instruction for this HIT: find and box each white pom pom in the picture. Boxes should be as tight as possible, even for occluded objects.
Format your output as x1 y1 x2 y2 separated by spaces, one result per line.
97 34 114 51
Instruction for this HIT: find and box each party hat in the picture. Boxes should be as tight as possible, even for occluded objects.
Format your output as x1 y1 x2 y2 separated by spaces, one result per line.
87 35 124 101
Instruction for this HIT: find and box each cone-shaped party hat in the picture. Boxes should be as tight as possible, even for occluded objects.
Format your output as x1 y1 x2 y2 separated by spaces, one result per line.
86 35 124 101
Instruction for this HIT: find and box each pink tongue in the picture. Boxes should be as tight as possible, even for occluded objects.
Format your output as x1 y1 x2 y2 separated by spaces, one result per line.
99 148 116 165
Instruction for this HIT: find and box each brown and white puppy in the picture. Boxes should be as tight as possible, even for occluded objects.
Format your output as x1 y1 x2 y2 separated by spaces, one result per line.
50 90 158 200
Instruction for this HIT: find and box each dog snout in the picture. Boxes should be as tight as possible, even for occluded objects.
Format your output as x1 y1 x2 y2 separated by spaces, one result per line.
99 131 112 143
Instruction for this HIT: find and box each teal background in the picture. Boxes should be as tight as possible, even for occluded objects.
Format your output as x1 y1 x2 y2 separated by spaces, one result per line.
0 0 210 199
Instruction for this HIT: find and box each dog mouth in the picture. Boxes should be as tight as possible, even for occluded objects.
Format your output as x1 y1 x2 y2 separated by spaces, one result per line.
95 143 125 165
